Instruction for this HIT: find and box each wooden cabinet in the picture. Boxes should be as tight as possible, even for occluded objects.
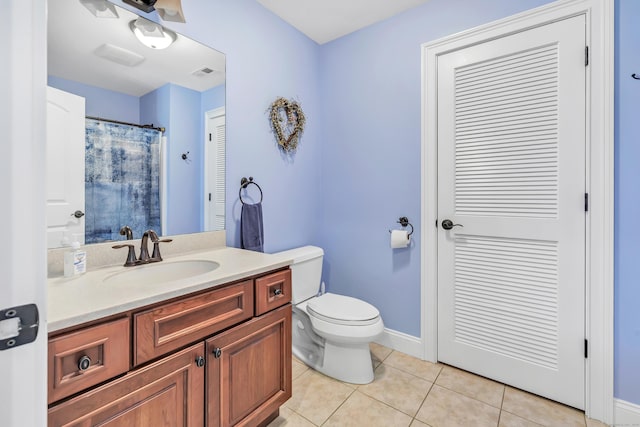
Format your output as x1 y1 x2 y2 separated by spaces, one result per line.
49 343 205 427
48 317 130 404
134 280 253 365
48 268 291 427
207 305 292 427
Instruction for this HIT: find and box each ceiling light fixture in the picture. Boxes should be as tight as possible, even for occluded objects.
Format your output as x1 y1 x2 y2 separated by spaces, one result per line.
129 18 177 50
79 0 119 18
155 0 186 23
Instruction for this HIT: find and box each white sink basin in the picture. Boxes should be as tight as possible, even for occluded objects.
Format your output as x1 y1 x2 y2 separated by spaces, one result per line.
103 260 220 286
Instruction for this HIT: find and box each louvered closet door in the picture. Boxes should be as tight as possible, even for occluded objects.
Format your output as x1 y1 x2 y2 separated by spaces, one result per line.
437 15 586 409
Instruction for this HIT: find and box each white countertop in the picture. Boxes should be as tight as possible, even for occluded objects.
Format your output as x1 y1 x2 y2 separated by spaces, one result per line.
48 247 292 333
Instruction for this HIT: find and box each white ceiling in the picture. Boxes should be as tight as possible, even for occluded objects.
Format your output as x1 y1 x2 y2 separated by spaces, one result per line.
48 1 225 97
48 0 430 97
256 0 432 45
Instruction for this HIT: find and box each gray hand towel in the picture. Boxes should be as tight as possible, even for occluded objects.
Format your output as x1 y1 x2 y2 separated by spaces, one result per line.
241 202 264 252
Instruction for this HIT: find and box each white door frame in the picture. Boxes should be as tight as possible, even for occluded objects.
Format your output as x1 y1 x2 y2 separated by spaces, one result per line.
421 0 613 423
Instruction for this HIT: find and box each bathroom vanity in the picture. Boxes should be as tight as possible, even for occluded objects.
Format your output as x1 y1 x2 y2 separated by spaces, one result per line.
46 246 292 427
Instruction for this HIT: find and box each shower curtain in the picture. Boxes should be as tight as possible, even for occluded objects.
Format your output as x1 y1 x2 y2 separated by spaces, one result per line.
84 119 161 243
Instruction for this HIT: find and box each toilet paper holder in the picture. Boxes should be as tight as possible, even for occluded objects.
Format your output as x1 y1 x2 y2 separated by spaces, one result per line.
389 217 414 236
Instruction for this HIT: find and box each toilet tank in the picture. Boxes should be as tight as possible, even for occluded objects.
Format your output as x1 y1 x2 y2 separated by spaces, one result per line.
273 246 323 304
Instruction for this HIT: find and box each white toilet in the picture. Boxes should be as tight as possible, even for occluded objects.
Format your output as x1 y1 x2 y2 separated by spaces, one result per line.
275 246 384 384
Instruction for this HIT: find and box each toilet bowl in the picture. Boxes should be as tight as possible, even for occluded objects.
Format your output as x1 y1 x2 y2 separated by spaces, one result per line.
274 246 383 384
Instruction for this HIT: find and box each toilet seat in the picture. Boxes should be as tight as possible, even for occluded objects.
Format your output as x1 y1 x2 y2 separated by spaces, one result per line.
306 293 380 326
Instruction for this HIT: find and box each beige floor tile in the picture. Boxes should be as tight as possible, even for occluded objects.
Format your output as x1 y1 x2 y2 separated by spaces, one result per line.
384 351 443 382
284 370 355 426
415 384 500 427
267 407 316 427
323 391 413 427
370 342 393 368
499 411 544 427
292 358 309 380
436 365 505 408
585 418 609 427
410 419 432 427
358 363 433 416
502 387 586 427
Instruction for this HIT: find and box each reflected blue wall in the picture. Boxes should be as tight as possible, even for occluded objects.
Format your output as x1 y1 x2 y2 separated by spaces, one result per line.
48 75 140 123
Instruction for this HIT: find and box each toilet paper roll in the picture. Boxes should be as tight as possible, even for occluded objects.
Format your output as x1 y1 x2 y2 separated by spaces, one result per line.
390 230 410 248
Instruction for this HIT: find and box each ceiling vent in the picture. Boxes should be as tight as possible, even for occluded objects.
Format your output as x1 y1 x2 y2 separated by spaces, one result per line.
192 67 216 77
94 44 145 67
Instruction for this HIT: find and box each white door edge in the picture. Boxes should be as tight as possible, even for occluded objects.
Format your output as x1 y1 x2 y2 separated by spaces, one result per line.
420 0 614 423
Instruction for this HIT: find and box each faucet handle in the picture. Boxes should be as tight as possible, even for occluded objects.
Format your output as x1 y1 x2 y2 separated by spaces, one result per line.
151 238 173 261
112 244 138 267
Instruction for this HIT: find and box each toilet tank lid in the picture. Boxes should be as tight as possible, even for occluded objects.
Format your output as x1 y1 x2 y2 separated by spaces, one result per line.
274 246 324 264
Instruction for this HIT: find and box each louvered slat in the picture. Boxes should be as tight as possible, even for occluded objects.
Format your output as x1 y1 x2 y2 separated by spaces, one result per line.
454 235 559 369
454 44 559 218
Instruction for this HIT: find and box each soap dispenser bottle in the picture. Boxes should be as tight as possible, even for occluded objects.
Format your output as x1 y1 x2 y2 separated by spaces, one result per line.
64 239 87 277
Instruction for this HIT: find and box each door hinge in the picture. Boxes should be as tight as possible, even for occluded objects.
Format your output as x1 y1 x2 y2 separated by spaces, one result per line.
209 193 212 201
435 219 438 228
585 193 589 212
584 339 589 358
585 46 589 66
209 133 212 142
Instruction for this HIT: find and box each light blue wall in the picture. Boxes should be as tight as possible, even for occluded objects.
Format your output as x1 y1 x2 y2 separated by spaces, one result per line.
167 84 202 234
48 75 140 123
317 0 552 337
201 84 225 113
141 83 202 235
114 0 323 252
614 0 640 406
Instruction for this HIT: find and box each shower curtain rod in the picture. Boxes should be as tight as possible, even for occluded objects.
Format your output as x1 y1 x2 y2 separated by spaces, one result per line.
86 116 165 133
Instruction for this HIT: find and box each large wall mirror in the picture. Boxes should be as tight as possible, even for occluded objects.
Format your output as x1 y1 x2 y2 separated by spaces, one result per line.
46 0 226 249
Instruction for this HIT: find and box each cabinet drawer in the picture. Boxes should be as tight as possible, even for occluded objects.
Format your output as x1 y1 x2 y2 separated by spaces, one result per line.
134 280 254 365
49 343 205 427
255 269 291 316
48 317 130 404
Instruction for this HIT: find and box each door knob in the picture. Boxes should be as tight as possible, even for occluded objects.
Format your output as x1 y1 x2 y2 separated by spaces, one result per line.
441 219 463 230
71 210 85 219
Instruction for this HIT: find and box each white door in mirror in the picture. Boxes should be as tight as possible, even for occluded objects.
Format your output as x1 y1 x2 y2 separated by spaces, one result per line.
46 86 86 248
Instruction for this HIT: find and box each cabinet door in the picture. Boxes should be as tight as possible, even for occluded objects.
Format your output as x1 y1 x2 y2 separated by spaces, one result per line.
207 305 292 427
48 343 205 427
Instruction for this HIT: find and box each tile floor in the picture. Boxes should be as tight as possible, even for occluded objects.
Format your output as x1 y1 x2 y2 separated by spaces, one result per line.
268 343 608 427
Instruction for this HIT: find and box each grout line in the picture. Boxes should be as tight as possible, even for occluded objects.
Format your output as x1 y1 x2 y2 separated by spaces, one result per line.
317 386 357 426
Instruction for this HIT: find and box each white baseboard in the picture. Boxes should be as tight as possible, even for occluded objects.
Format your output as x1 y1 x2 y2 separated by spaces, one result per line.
375 328 423 359
614 399 640 426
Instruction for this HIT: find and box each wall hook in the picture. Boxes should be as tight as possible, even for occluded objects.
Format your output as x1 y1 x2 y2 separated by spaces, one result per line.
181 151 190 160
632 73 640 80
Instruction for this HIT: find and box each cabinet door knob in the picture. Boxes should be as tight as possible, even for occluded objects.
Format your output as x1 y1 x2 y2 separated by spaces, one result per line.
274 288 283 296
78 355 92 372
195 356 205 367
212 348 222 359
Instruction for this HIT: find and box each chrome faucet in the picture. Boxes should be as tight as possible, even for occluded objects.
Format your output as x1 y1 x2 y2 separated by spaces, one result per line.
112 228 172 267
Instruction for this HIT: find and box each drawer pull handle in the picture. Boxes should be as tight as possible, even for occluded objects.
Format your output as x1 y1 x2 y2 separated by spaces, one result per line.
273 288 283 296
78 355 92 372
212 348 222 359
195 356 205 368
